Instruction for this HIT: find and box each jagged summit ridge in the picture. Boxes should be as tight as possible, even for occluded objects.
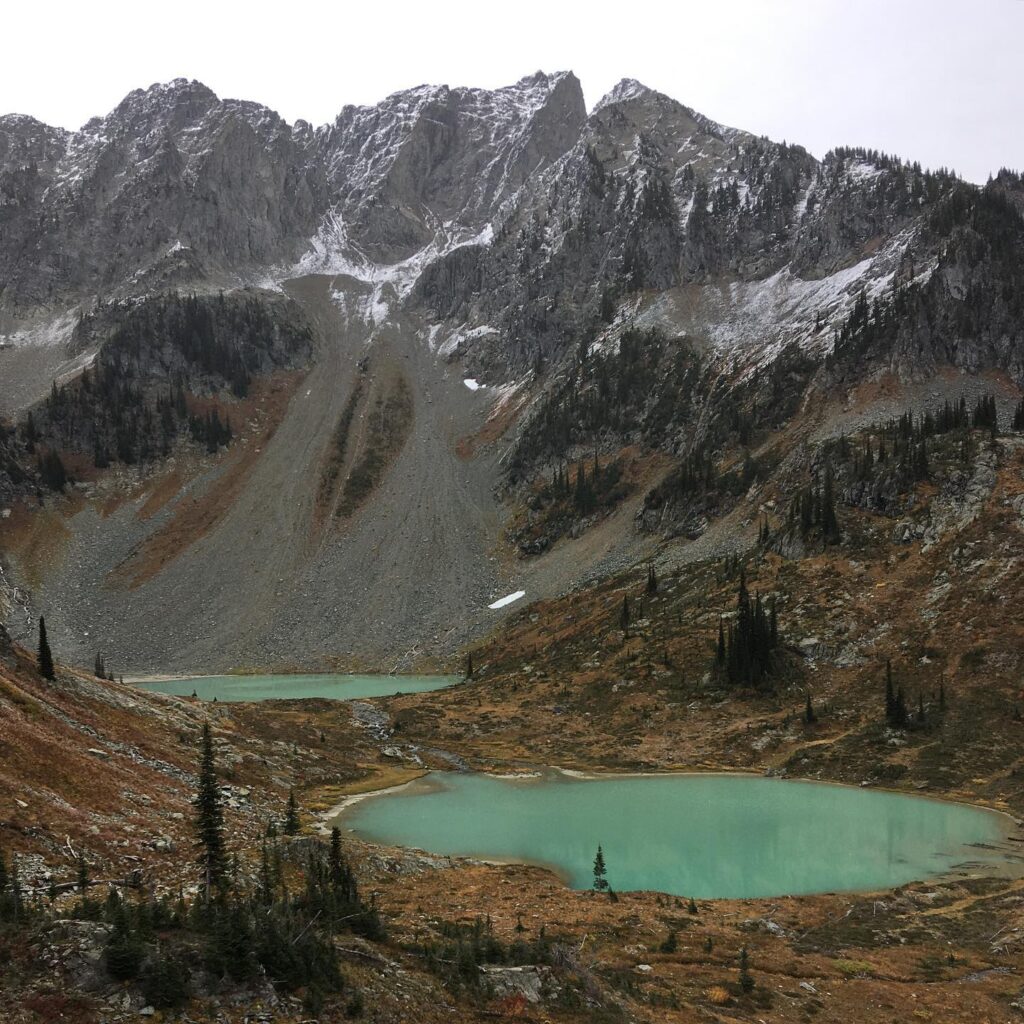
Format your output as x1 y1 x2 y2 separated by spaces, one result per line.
593 77 666 112
0 71 587 313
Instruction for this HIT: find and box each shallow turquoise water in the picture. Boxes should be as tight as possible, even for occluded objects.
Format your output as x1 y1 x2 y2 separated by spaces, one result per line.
338 771 1014 898
134 673 458 703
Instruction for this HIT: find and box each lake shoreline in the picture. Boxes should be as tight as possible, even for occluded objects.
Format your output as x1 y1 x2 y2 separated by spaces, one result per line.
131 672 461 703
326 765 1024 900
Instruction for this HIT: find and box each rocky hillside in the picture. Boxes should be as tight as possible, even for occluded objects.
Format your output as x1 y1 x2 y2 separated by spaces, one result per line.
1 72 1022 672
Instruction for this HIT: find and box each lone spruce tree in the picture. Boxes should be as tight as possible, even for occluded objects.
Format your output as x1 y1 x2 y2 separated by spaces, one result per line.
37 616 54 680
738 946 755 992
194 723 227 902
592 845 609 893
284 789 301 835
646 564 658 595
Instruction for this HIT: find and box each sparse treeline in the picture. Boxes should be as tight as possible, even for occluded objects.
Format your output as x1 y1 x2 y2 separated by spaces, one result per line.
828 174 1024 371
19 292 312 487
508 326 704 481
0 720 380 1014
771 390 1015 545
545 452 625 518
883 659 945 731
715 569 779 689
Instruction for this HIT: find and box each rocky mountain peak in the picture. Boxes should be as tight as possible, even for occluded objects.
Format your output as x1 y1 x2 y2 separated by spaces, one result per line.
108 78 220 134
593 77 662 111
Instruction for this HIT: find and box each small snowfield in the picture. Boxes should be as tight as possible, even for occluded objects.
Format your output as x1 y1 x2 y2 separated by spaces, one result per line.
488 590 525 610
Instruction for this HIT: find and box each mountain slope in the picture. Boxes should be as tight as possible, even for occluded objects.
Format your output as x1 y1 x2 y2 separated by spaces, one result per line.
1 72 1022 672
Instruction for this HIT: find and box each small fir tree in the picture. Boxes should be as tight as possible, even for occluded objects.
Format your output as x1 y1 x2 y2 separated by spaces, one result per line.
592 845 609 893
37 616 55 680
284 790 301 835
646 564 658 595
804 692 817 724
194 723 228 902
738 946 755 992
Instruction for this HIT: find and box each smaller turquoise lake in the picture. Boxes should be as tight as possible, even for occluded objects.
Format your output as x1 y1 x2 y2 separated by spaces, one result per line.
337 771 1017 899
133 674 458 703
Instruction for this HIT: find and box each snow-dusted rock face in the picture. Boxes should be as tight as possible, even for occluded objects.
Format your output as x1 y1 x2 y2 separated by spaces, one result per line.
0 73 584 317
311 71 586 265
2 71 1022 393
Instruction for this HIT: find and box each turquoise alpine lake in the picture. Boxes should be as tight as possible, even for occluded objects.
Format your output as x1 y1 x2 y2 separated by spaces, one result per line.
336 770 1018 899
133 674 459 703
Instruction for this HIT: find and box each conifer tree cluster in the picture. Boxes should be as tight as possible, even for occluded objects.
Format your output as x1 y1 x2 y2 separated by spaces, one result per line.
1011 397 1024 431
646 564 658 594
546 453 624 518
21 292 311 479
884 660 909 728
415 913 560 994
788 464 840 544
187 408 233 454
715 570 779 688
0 722 384 1011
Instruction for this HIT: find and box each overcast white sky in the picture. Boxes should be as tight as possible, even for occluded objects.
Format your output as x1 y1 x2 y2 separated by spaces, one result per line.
3 0 1021 182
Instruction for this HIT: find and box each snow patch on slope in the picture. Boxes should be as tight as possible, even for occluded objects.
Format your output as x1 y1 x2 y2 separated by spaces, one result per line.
0 310 79 349
635 226 931 369
301 215 494 327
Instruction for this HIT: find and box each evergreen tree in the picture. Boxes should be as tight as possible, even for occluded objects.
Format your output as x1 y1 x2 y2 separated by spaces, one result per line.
619 595 630 636
821 464 840 543
465 652 474 679
738 946 755 993
892 687 908 728
0 847 9 920
592 845 609 893
194 723 228 901
104 897 145 980
884 660 895 720
804 692 817 724
646 564 658 595
284 790 301 836
720 571 778 688
94 652 106 679
328 827 346 892
884 661 908 728
37 616 55 680
76 854 89 894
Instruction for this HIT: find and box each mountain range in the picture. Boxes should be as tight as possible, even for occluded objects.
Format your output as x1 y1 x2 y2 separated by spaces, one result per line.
1 70 1022 672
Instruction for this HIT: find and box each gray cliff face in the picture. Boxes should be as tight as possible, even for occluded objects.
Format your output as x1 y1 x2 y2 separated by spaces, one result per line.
1 73 1022 448
1 72 1023 672
0 72 586 317
315 71 587 263
3 70 1020 396
0 80 325 312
